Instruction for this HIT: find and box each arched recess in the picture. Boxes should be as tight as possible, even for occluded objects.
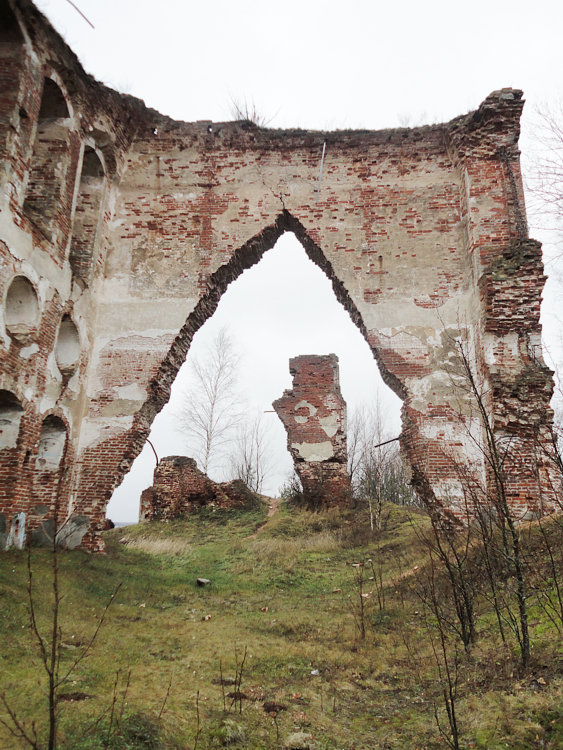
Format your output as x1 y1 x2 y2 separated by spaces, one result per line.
29 415 68 547
0 389 24 449
74 211 405 549
4 274 40 342
37 415 67 471
0 389 25 550
23 77 72 239
0 0 25 157
54 313 81 376
70 145 106 285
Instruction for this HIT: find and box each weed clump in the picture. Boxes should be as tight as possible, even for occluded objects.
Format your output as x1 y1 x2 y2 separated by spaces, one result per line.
66 711 164 749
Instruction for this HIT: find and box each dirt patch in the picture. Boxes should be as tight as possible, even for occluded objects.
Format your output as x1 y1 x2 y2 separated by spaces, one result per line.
245 496 281 539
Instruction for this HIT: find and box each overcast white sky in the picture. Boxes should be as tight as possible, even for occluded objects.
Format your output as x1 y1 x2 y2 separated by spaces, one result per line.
33 0 563 520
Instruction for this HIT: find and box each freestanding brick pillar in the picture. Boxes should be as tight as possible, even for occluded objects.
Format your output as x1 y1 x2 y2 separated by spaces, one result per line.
273 355 352 507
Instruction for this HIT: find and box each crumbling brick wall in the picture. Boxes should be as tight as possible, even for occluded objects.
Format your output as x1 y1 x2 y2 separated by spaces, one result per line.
139 456 257 521
0 0 559 550
273 354 351 507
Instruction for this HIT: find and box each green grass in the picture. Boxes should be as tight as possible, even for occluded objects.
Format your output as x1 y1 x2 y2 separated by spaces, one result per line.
0 501 561 749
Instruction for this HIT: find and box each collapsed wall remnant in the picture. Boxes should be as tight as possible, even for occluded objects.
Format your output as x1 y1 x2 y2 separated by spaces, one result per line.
273 355 351 507
139 456 257 521
1 0 560 550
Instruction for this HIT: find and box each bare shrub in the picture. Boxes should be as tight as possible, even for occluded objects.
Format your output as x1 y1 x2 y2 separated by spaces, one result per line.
229 414 272 494
230 98 272 127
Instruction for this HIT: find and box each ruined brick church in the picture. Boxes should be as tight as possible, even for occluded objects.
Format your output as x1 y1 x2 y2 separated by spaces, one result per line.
0 0 559 550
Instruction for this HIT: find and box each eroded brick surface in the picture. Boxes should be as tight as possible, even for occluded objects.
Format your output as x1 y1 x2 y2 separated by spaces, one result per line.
273 355 351 507
0 0 559 550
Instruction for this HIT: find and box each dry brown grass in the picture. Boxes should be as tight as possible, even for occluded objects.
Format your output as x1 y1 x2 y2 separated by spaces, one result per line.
251 531 338 560
122 536 192 556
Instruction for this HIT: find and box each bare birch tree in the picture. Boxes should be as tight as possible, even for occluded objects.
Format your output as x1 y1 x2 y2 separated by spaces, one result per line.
175 329 243 476
229 413 272 494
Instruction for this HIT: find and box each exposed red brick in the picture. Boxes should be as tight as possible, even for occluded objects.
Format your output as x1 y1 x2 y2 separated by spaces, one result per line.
273 355 351 508
140 456 258 521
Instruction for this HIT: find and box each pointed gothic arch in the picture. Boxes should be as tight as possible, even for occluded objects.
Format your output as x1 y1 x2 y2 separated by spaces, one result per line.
71 212 408 548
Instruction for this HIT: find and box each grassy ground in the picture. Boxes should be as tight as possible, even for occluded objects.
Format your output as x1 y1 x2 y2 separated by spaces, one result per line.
0 500 561 749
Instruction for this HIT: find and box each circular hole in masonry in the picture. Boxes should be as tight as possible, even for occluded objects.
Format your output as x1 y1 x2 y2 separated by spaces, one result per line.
5 275 40 343
55 314 81 375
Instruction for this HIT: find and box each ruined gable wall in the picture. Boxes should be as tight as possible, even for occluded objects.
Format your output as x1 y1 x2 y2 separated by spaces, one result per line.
0 0 558 550
76 116 476 542
79 93 523 535
74 89 561 540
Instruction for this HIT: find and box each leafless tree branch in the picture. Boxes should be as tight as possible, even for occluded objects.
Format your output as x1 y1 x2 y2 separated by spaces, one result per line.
175 329 244 477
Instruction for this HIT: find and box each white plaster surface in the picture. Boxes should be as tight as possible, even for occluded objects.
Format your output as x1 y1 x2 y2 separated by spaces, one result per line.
77 415 134 452
0 411 23 449
319 414 338 438
19 343 39 360
293 399 316 424
116 383 146 401
6 512 26 550
37 424 66 470
39 394 58 414
292 440 334 461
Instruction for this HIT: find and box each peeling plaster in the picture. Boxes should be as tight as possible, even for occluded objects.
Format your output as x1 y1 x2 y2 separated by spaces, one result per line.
19 343 39 359
293 440 335 461
319 414 338 438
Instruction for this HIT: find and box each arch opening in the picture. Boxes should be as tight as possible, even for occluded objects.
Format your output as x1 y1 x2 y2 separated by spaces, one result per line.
4 275 39 342
37 78 70 120
70 146 106 284
23 77 72 239
108 225 403 522
140 211 403 426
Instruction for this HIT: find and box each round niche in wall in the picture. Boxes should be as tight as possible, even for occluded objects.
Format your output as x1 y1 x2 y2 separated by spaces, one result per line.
54 314 81 375
5 275 40 342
